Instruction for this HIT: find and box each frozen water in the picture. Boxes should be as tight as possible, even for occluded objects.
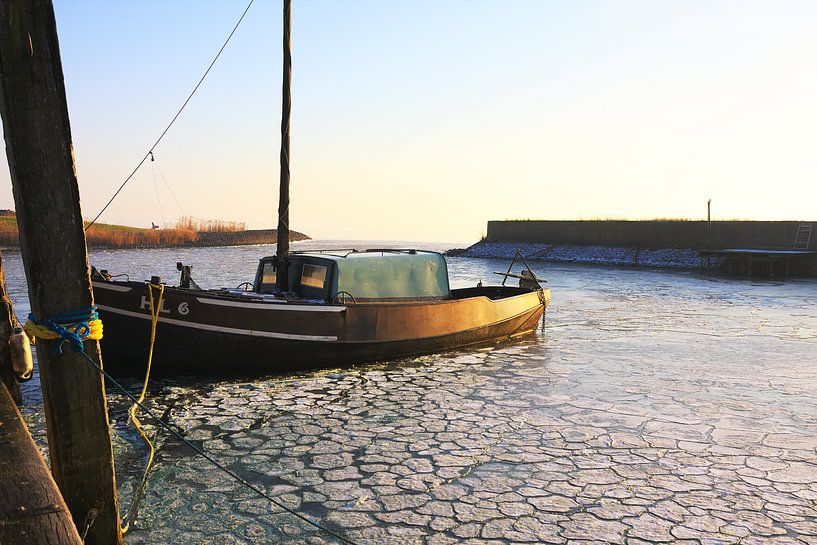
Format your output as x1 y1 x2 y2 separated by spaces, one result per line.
5 241 816 545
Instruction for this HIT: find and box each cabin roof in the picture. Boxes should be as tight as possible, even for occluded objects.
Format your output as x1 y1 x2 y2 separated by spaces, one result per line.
259 249 445 263
261 250 450 300
295 249 441 260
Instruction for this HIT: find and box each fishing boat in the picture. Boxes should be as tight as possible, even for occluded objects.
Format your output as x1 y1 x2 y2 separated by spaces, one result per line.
90 1 551 376
92 250 549 375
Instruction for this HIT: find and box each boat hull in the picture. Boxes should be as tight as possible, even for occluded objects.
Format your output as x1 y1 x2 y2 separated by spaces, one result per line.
93 281 548 376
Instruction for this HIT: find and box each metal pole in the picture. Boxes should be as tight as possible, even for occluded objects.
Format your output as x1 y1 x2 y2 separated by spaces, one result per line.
707 199 712 248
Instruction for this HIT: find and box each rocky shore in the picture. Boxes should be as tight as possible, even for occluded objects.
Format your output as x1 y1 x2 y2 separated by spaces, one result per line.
193 229 310 247
461 240 701 269
459 219 817 271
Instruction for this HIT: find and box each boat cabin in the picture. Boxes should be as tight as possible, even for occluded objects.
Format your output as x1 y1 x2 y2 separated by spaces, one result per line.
254 250 451 303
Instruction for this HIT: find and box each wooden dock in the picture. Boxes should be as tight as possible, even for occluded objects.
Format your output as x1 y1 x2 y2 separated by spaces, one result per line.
699 248 817 278
0 384 82 545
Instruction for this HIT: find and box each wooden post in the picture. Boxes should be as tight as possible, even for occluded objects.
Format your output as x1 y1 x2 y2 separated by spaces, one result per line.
0 383 83 545
0 2 122 544
276 0 292 289
0 251 22 405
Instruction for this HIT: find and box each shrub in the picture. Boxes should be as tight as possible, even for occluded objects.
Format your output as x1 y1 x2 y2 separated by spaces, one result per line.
174 216 246 232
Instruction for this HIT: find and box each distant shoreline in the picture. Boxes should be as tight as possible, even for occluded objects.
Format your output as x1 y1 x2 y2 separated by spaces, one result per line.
76 228 311 250
0 211 310 249
0 224 310 250
184 229 310 248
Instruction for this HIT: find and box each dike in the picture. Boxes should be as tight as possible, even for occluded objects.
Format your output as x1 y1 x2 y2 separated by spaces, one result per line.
458 220 817 272
193 229 310 247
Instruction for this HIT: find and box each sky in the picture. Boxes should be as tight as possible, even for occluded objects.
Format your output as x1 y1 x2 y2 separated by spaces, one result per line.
1 0 816 243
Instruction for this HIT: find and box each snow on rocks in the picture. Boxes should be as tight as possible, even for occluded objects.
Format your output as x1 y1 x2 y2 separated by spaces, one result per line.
464 241 700 269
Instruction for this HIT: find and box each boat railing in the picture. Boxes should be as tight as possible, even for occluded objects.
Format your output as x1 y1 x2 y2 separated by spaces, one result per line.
289 248 361 258
493 249 546 290
291 248 441 258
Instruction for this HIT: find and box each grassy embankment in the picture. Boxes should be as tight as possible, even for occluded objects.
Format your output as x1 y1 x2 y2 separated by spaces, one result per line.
0 214 248 248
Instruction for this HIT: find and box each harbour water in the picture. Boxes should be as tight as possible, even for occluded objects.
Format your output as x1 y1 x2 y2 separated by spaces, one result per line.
7 241 817 544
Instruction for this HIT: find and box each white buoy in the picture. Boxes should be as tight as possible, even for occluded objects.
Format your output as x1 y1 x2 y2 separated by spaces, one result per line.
9 331 33 381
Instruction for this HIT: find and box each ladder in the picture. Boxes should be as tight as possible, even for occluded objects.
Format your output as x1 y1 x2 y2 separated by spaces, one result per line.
794 223 813 250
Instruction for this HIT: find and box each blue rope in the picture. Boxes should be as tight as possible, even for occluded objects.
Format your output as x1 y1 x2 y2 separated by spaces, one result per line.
28 306 99 354
48 306 99 324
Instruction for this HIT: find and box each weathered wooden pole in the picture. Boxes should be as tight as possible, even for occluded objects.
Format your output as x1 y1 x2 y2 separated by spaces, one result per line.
276 0 292 289
0 251 22 405
0 2 122 544
0 383 83 545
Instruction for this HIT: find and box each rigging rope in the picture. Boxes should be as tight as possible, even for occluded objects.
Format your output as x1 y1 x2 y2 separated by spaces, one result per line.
155 158 186 218
149 154 166 228
85 0 255 231
120 282 164 535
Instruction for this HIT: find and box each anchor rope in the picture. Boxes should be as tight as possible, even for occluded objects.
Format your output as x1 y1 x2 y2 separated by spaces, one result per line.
31 302 361 544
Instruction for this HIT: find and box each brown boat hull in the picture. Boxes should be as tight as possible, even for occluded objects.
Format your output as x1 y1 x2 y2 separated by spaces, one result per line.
92 281 548 376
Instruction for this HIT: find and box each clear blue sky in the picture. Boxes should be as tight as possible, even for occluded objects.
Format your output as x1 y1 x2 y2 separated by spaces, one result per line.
1 0 816 243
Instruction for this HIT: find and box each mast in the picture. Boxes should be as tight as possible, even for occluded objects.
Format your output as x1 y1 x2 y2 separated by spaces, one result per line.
276 0 292 289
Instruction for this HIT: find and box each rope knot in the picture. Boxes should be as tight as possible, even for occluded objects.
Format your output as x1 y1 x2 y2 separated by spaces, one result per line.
24 306 103 354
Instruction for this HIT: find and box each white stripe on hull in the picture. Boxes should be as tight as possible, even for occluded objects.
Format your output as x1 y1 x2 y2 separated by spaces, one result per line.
92 282 134 293
196 297 346 312
97 305 338 342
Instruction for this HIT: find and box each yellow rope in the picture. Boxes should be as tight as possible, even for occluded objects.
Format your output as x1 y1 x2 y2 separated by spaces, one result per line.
121 282 164 535
23 319 103 344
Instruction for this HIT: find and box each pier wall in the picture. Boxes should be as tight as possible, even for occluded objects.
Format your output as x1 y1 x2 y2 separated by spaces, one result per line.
461 220 817 273
486 220 816 251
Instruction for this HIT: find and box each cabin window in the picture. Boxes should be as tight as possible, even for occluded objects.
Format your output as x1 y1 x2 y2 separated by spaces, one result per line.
300 264 326 289
261 262 276 285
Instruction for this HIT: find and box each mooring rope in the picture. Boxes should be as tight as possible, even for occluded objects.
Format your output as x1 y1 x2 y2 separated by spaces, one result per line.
85 0 256 231
120 282 164 535
31 305 361 545
23 307 103 353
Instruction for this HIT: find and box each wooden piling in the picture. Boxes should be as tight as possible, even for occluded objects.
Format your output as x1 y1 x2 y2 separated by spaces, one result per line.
0 2 122 544
0 251 22 405
0 383 83 545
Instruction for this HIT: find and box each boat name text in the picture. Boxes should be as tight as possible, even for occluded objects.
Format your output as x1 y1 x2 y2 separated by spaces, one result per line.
139 296 188 316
